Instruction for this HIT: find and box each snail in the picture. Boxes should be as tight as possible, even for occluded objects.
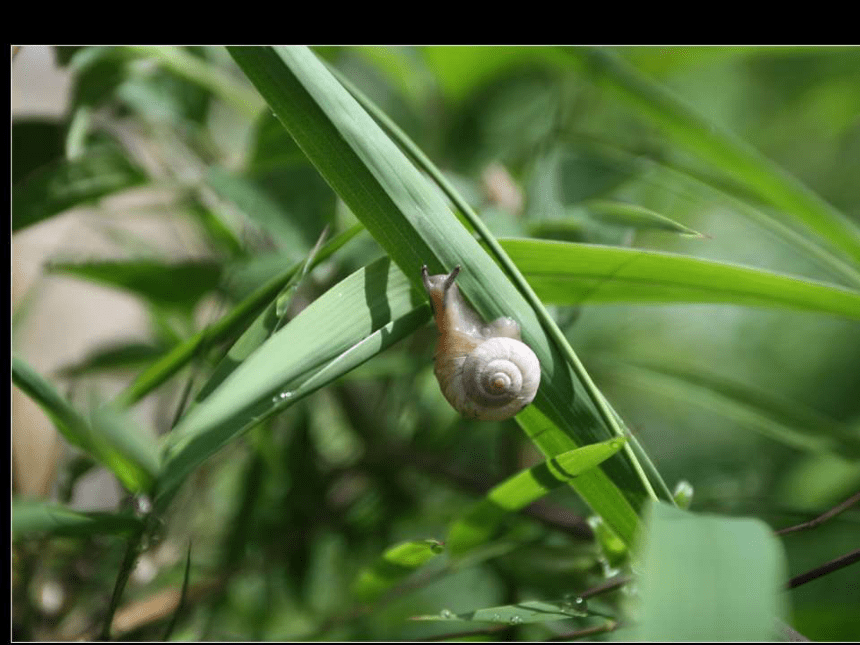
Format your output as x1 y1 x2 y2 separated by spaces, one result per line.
421 265 541 421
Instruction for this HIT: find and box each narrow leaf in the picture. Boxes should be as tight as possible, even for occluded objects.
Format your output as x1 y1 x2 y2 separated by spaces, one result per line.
501 238 860 319
13 144 147 232
13 498 142 540
47 259 223 311
412 598 591 625
351 539 444 602
604 359 860 458
585 200 704 237
13 357 158 492
156 258 424 511
567 48 860 267
448 438 626 555
117 223 363 405
229 45 652 546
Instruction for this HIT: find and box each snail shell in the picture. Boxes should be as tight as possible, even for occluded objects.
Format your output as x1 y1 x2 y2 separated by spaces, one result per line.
421 265 541 421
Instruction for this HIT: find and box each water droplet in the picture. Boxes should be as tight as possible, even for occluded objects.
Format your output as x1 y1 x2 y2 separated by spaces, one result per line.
272 391 294 405
440 608 454 619
492 613 501 621
133 495 152 515
509 615 523 625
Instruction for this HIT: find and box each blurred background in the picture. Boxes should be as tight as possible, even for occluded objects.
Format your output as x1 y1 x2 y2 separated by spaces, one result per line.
12 46 860 640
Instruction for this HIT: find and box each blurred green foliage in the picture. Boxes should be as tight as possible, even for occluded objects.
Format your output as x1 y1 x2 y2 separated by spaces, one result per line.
12 46 860 641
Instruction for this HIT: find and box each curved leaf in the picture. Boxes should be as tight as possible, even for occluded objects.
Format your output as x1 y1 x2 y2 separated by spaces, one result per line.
501 238 860 319
227 45 652 546
448 438 626 555
13 498 142 540
12 357 158 493
351 539 445 602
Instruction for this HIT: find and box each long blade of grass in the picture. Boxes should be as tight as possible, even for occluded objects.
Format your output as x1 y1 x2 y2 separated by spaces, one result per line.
13 357 158 492
116 223 363 406
12 144 147 232
411 598 594 625
448 438 626 555
351 539 445 602
499 238 860 319
228 45 660 546
566 47 860 268
12 498 142 539
156 257 425 511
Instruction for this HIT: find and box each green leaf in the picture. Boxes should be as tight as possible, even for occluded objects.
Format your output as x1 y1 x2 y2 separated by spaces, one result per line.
12 357 158 493
47 258 223 311
12 143 147 232
116 223 363 406
633 501 787 641
155 258 424 511
228 45 656 547
585 200 704 237
351 539 444 602
206 166 320 256
500 238 860 319
566 48 860 269
57 341 170 378
412 598 592 625
13 498 142 540
448 438 626 555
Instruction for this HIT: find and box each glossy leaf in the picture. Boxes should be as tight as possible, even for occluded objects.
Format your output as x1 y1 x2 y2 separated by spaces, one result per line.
156 258 425 511
351 539 444 602
412 598 592 625
500 238 860 319
448 438 626 555
228 45 653 546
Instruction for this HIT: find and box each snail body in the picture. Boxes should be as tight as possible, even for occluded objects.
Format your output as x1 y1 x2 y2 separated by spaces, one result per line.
421 265 541 421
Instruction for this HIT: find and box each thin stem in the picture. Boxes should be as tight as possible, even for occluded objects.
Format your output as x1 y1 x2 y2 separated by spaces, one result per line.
787 548 860 589
776 491 860 537
98 526 145 640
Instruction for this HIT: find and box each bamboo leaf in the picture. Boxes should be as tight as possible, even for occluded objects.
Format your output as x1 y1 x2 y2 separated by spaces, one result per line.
566 48 860 268
585 200 704 237
13 143 147 232
117 223 363 405
13 498 142 540
351 539 444 602
13 357 158 493
412 598 593 625
156 257 424 511
227 45 654 546
603 359 860 458
500 238 860 319
448 438 626 555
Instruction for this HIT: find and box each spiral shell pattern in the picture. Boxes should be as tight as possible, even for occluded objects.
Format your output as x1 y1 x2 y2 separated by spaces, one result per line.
438 336 541 421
